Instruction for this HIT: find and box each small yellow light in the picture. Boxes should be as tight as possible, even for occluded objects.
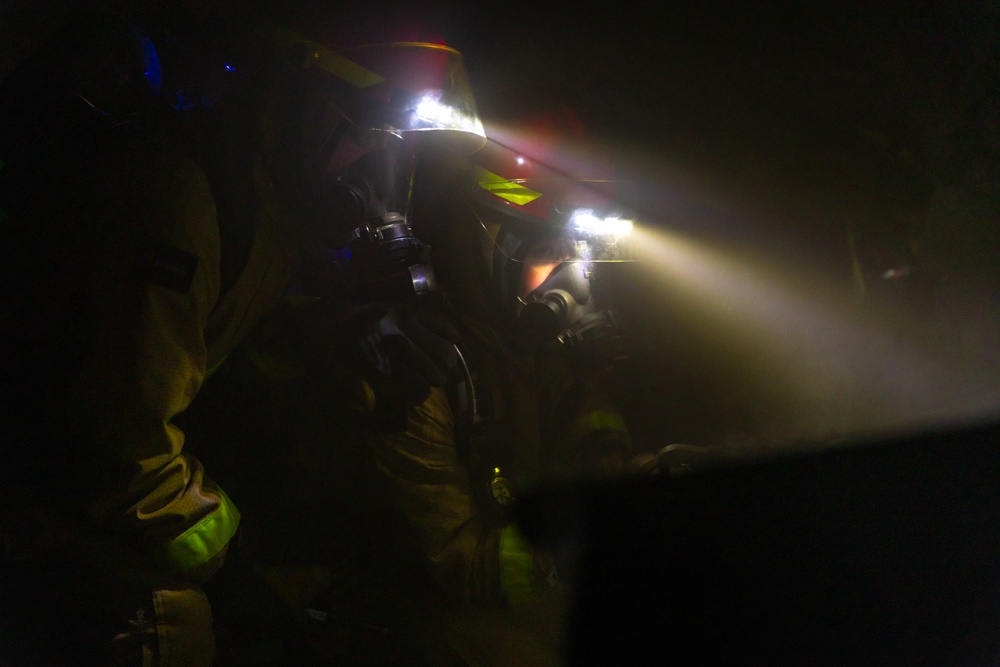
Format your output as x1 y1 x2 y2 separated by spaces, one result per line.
494 467 500 475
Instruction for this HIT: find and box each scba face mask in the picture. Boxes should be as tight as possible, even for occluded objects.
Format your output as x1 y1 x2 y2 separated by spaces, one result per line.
459 107 639 363
511 212 635 363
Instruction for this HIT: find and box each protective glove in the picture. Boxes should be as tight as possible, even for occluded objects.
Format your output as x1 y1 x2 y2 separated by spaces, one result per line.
654 443 743 477
623 446 742 481
341 301 458 430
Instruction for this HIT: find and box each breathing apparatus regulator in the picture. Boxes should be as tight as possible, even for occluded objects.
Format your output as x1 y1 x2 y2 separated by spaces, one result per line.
264 30 487 302
322 138 436 301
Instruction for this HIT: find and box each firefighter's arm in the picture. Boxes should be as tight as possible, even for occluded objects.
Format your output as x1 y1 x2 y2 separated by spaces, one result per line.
374 386 508 604
475 369 635 606
74 154 238 576
549 372 633 481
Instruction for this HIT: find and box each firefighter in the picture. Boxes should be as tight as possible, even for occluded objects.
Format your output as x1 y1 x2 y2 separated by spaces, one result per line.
376 104 637 605
240 104 640 664
0 5 472 664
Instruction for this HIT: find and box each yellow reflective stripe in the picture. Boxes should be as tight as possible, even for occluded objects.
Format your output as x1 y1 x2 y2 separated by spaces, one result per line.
162 488 241 572
311 46 384 88
266 25 384 88
568 409 628 443
474 166 543 205
498 523 538 606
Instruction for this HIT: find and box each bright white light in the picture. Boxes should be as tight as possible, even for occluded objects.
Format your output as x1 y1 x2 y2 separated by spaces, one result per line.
412 93 486 136
570 209 634 237
516 156 526 165
414 95 457 126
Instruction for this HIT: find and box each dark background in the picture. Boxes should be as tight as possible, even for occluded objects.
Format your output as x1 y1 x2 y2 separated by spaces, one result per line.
3 0 998 451
447 1 1000 451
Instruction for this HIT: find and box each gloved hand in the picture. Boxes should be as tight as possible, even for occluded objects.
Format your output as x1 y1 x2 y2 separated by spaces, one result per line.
341 301 458 429
654 443 743 477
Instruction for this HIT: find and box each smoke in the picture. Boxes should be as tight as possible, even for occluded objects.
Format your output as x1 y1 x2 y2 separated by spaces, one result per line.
621 223 1000 451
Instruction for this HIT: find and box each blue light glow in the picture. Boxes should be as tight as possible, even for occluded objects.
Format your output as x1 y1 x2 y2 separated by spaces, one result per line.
325 246 353 263
139 34 162 95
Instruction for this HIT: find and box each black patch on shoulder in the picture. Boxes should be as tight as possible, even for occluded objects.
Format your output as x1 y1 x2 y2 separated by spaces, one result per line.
135 241 200 292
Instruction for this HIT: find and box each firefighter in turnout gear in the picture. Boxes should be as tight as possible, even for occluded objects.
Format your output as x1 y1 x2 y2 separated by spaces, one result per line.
236 103 637 664
0 5 476 663
375 104 636 610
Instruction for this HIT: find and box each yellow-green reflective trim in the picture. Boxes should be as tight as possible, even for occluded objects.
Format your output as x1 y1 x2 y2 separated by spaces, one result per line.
162 488 241 572
266 25 384 88
311 46 384 88
498 523 538 606
568 409 628 443
474 166 543 206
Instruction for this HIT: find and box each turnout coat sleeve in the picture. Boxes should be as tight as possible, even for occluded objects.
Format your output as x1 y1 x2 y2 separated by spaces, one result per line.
67 148 239 574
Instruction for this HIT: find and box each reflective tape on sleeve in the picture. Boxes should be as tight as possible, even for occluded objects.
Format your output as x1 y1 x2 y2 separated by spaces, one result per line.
162 488 241 572
568 409 629 443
